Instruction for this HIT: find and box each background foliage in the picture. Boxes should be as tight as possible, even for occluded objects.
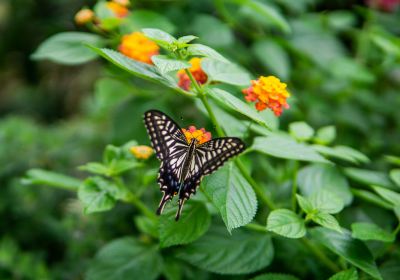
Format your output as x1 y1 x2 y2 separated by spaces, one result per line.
1 0 400 279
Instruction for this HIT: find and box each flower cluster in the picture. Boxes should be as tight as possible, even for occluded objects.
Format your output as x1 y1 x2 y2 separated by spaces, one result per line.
130 145 153 159
74 8 95 25
177 58 208 90
182 126 212 145
118 32 160 64
106 1 129 18
242 76 290 116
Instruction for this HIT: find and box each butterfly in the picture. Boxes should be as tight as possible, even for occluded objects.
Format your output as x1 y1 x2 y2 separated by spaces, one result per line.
144 110 246 220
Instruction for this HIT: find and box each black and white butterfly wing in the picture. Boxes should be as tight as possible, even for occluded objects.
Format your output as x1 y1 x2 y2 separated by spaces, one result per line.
175 137 246 218
144 110 189 214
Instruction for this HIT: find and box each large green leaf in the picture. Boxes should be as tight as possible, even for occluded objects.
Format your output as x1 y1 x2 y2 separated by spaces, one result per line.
266 209 306 239
310 227 382 280
297 164 352 205
251 134 329 163
208 88 271 129
344 168 394 189
351 222 394 242
86 237 162 280
372 186 400 206
31 32 104 65
309 190 344 214
159 201 211 248
22 169 81 191
202 163 257 232
313 145 369 164
176 224 273 274
78 176 125 214
328 268 358 280
252 273 300 280
151 55 191 75
202 59 251 86
187 44 229 62
142 28 177 48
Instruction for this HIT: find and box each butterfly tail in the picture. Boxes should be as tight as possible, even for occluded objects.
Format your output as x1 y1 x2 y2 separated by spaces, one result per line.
156 192 171 215
175 198 186 221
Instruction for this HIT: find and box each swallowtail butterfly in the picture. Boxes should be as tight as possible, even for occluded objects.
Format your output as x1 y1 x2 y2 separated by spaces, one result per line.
144 110 246 220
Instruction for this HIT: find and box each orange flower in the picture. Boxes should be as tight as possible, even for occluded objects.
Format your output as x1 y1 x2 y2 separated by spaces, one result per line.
118 32 160 64
177 58 208 90
106 1 129 18
74 8 94 25
130 145 153 159
242 76 290 116
182 126 212 145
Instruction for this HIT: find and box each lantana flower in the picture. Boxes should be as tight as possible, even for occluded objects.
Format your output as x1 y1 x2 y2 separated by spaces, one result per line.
177 58 208 90
106 1 129 18
74 8 94 25
242 76 290 117
182 126 212 145
130 145 153 159
118 32 160 64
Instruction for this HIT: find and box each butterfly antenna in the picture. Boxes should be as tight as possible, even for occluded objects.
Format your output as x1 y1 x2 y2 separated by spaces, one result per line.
175 199 186 221
156 193 171 215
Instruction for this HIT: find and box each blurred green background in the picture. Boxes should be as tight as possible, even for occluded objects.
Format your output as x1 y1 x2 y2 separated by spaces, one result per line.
1 0 400 279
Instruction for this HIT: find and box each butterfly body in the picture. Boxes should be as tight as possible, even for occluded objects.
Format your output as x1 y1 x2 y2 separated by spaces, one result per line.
144 110 245 220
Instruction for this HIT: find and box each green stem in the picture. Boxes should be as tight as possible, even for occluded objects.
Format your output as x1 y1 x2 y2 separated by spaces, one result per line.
393 222 400 236
245 223 269 233
292 161 299 212
301 238 341 273
125 193 158 222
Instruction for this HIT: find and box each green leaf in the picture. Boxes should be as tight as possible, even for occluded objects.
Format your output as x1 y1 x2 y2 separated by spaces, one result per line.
22 169 81 191
309 190 344 214
351 189 392 210
252 273 300 280
328 268 358 280
176 224 273 274
122 10 175 34
394 205 400 220
297 164 353 205
238 0 291 33
151 55 191 75
134 216 159 238
79 162 109 175
177 35 198 44
351 222 394 242
208 88 271 128
159 201 211 248
108 160 140 176
187 44 229 62
314 126 336 145
202 58 251 86
296 195 313 214
192 15 234 48
372 186 400 206
310 227 382 280
251 134 329 163
313 145 369 164
202 163 257 232
78 177 125 213
86 237 162 280
344 168 394 189
311 212 342 233
142 28 177 48
31 32 104 65
251 39 290 80
266 209 306 239
390 169 400 187
289 122 315 142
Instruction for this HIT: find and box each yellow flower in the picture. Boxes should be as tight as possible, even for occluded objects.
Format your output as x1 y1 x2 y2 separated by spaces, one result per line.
242 76 290 116
182 126 212 145
118 32 160 64
177 57 208 90
106 1 129 18
74 8 94 25
130 145 153 160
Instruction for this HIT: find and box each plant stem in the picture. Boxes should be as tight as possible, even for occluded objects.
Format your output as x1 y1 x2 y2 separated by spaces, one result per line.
292 161 299 212
301 238 341 273
245 223 268 233
125 193 158 222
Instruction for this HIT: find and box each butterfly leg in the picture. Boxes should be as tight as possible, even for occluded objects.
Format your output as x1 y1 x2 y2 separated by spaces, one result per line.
156 191 173 215
175 198 187 221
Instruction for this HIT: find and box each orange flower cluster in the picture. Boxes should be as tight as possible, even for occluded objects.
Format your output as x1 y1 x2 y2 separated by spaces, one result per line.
242 76 290 116
118 32 160 64
177 58 208 90
130 145 153 159
106 1 129 18
182 126 212 145
75 8 94 25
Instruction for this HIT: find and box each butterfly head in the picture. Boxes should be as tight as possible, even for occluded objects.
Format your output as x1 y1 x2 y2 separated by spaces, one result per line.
182 126 212 145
